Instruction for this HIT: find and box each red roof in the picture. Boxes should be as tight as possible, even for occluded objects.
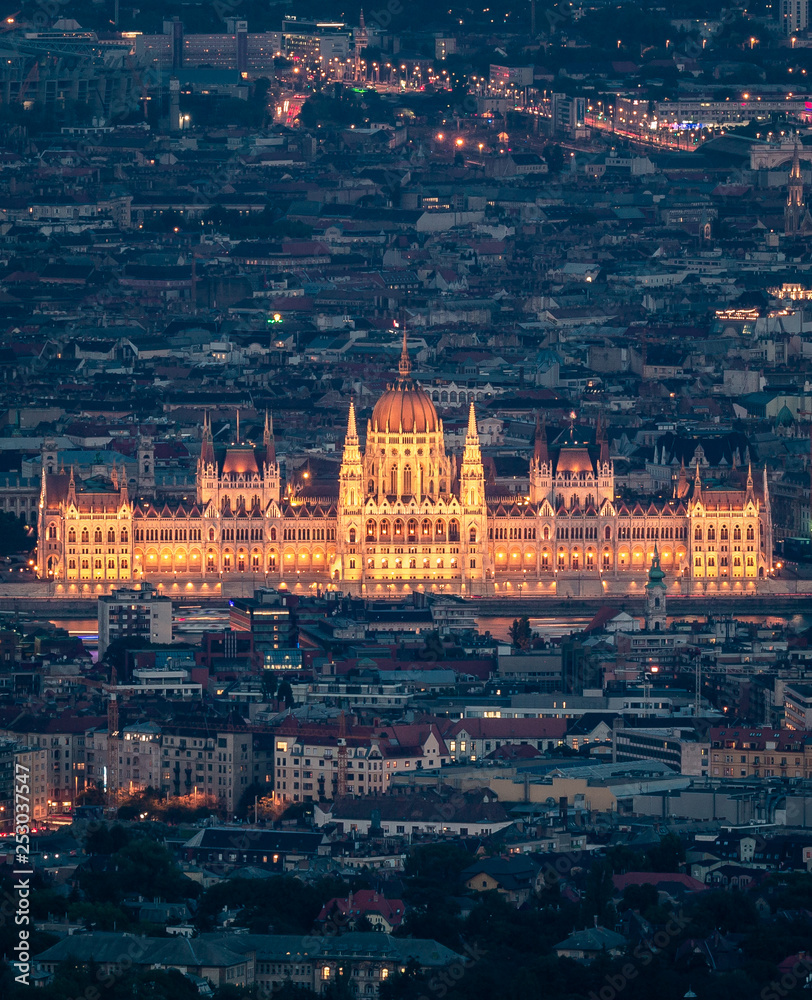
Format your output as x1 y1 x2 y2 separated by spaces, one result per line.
317 890 405 927
449 718 567 739
612 873 707 893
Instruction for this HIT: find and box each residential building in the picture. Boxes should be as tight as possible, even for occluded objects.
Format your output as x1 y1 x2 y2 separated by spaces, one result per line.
97 582 172 657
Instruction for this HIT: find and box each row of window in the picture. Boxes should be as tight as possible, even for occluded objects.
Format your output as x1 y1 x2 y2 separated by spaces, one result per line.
56 526 130 543
695 525 755 541
364 518 461 541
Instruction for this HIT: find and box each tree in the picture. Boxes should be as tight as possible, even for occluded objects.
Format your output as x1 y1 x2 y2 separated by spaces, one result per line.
508 616 532 650
648 833 685 873
277 679 295 709
543 143 565 174
261 671 278 701
0 512 32 556
419 630 445 661
580 859 615 925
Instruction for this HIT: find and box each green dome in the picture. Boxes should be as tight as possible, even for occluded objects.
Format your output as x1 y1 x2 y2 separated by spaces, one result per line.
647 547 665 584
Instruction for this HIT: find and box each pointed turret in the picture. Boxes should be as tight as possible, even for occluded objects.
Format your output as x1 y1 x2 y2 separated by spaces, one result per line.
263 410 276 467
200 410 215 468
110 459 118 490
597 415 610 465
745 459 754 502
463 401 482 466
693 460 702 500
67 465 77 506
533 412 548 466
762 463 770 510
397 327 411 379
466 400 478 441
786 142 805 235
672 458 686 499
346 397 358 444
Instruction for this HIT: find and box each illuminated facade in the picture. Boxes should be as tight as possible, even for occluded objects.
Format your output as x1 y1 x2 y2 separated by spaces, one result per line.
37 341 774 592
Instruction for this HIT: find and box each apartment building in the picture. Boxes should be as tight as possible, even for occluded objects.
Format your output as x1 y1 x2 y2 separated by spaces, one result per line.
784 684 812 730
14 744 50 821
613 727 709 776
0 713 105 814
708 726 812 779
445 718 568 761
97 582 172 657
272 721 448 804
85 723 273 814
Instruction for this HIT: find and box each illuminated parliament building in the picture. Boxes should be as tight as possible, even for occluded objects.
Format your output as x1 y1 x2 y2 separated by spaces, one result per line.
37 339 774 594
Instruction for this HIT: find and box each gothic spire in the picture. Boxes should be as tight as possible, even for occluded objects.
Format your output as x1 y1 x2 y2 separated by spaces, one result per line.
200 410 215 467
533 412 549 466
397 326 411 379
264 410 276 466
348 398 358 441
466 400 478 441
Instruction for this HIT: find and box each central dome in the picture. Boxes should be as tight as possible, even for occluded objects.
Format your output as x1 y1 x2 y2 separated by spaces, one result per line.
370 334 439 434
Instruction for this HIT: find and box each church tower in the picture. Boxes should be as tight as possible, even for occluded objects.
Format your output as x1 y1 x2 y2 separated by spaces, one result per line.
138 436 155 490
645 545 667 631
337 399 364 586
460 401 487 586
786 143 805 236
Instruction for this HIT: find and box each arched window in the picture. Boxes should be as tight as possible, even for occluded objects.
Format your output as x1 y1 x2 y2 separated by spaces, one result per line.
429 480 435 495
380 519 390 538
435 519 445 539
469 526 477 544
48 524 57 539
209 527 216 541
422 518 431 536
366 519 377 540
707 526 715 541
746 525 754 541
449 519 460 542
394 519 404 537
81 528 89 543
68 528 76 543
694 526 702 541
94 528 102 543
368 480 375 494
403 465 412 494
270 526 277 541
721 525 729 541
407 518 418 541
733 526 742 541
349 527 356 544
107 528 115 544
604 525 611 540
543 525 550 541
121 528 128 543
390 467 397 495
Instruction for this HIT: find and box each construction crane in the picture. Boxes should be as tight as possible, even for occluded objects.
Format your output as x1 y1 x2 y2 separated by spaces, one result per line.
337 711 348 798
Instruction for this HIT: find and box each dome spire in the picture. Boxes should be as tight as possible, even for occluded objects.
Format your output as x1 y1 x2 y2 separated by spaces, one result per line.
398 326 411 378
